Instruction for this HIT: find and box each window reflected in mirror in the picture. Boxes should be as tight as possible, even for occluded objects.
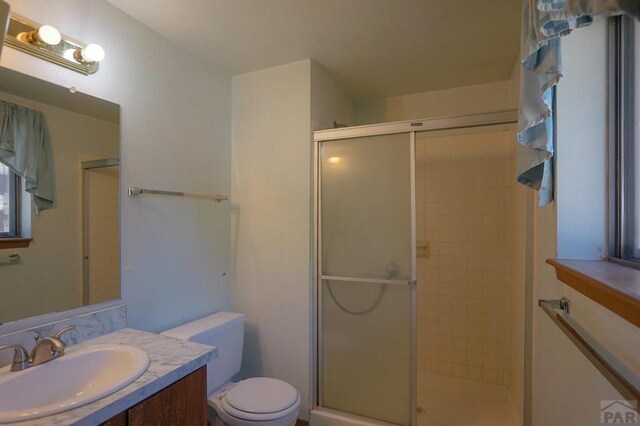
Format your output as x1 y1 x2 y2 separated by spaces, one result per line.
0 164 20 238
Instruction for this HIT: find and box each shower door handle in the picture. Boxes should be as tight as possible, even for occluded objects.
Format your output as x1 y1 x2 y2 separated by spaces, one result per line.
320 275 412 286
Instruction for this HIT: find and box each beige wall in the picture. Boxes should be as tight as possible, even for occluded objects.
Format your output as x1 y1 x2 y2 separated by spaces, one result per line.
353 79 519 125
86 165 120 305
0 91 118 324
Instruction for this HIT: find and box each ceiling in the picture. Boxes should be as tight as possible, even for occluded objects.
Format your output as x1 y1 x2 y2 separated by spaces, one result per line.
106 0 521 100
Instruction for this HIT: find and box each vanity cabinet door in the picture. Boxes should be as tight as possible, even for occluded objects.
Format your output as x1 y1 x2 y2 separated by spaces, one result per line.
128 367 207 426
101 366 207 426
102 412 127 426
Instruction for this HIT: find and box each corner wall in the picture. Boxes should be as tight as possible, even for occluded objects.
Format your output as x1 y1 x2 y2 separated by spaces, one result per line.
311 62 353 130
231 59 351 419
232 59 313 418
353 79 519 125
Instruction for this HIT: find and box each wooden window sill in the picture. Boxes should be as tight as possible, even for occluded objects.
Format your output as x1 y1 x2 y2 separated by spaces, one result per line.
546 259 640 328
0 238 32 249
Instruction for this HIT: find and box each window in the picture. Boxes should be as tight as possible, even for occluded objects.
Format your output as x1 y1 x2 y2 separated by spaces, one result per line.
0 163 20 238
609 16 640 264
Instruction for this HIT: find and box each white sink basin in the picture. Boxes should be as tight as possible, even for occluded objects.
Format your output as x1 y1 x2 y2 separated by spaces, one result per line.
0 344 149 423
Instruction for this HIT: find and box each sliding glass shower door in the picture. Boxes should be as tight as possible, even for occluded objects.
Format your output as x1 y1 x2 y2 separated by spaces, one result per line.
317 133 416 425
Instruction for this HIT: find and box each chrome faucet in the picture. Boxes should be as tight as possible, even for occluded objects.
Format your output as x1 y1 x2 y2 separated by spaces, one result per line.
0 344 29 371
0 325 76 372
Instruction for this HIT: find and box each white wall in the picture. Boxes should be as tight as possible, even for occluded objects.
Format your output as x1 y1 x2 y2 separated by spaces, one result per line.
1 0 232 332
232 60 313 419
353 79 519 125
311 61 353 130
232 59 351 420
532 18 640 426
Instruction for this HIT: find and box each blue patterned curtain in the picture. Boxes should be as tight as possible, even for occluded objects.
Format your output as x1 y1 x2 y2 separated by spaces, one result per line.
518 0 639 206
0 100 55 212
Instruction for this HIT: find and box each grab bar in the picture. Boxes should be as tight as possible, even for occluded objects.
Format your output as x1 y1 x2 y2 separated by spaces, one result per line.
539 299 640 404
127 186 228 202
0 254 20 264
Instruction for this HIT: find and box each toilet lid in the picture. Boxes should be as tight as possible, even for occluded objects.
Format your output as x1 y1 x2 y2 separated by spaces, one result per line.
224 377 299 414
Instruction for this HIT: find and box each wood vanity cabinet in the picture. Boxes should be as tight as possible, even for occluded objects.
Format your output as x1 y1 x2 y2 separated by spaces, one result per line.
102 367 207 426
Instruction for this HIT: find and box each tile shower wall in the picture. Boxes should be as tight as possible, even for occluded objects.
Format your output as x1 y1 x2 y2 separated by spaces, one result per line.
416 128 518 387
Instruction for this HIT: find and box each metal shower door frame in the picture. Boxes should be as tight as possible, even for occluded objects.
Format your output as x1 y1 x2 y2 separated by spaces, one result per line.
311 110 518 426
313 130 416 426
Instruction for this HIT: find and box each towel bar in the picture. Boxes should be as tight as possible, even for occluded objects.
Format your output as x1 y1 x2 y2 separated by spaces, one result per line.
127 186 228 202
539 299 640 405
0 254 20 264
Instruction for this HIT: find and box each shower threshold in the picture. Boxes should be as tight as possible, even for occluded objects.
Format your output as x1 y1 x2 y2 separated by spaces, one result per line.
309 407 399 426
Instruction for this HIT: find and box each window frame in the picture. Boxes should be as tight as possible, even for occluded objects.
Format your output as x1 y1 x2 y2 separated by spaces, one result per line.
0 166 22 239
608 15 640 266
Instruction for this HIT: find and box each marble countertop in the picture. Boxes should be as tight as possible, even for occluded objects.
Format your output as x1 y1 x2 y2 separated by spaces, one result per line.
9 328 216 426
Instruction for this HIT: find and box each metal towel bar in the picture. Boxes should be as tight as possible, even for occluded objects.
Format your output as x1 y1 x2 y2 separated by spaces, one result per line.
539 299 640 405
0 254 20 264
127 186 228 202
320 275 413 286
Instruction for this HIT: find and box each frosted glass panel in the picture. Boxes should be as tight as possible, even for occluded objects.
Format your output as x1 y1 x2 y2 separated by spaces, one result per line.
319 132 413 425
321 134 412 280
322 279 412 425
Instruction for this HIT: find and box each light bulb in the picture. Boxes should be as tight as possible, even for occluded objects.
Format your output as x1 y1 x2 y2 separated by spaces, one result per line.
80 43 105 63
36 25 61 46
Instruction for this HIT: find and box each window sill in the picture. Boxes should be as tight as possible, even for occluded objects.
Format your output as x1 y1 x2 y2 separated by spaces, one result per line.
546 259 640 328
0 238 32 249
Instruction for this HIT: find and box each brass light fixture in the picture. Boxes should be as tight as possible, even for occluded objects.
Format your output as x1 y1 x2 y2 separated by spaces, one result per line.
4 13 105 75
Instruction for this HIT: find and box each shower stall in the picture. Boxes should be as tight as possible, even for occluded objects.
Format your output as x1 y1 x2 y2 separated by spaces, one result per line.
312 111 528 426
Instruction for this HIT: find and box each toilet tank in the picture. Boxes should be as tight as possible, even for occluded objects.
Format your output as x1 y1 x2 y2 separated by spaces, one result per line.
161 311 245 393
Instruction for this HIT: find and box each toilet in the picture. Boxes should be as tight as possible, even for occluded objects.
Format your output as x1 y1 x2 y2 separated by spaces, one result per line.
161 312 301 426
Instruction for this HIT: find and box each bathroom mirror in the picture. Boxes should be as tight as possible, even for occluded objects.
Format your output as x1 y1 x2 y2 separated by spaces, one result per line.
0 67 120 324
0 2 7 58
